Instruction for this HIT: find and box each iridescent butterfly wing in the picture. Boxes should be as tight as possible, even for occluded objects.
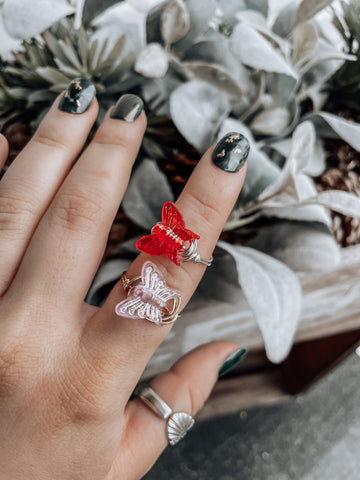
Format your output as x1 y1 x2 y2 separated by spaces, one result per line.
115 262 180 325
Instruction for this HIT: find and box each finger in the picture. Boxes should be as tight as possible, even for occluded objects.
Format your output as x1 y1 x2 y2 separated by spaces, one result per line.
11 95 146 306
0 79 97 295
83 132 249 397
113 341 243 479
0 134 9 171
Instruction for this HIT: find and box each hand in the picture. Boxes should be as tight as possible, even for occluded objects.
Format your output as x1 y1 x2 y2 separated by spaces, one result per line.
0 81 248 479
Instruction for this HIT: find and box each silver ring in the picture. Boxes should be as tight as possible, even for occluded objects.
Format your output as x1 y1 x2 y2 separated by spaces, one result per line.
182 239 213 267
134 383 195 446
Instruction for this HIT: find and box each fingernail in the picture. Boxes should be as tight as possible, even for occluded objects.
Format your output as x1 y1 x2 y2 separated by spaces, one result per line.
212 132 250 173
58 78 96 114
110 94 144 122
218 348 247 378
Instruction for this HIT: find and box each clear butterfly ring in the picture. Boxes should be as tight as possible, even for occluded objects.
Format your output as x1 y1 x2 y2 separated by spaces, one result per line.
115 261 181 326
134 383 195 446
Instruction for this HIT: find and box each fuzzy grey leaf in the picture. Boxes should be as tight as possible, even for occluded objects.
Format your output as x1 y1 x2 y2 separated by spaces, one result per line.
307 190 360 218
82 0 125 27
2 0 74 39
122 159 174 229
173 0 216 51
308 112 360 151
230 23 297 77
135 43 169 78
161 0 190 46
87 257 132 306
246 221 340 271
218 241 302 363
182 61 242 97
245 0 268 17
259 121 316 202
262 203 331 227
250 107 290 136
293 0 335 29
170 80 230 153
218 118 280 204
272 2 298 37
292 22 318 67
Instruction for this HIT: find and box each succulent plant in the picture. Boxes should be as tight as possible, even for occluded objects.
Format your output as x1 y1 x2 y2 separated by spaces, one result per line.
1 0 360 362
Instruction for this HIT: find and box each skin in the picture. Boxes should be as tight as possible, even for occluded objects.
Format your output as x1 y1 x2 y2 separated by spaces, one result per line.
0 93 247 480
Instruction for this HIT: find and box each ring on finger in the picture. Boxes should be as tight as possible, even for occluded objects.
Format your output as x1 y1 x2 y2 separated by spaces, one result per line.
136 201 213 267
114 261 181 325
134 382 195 446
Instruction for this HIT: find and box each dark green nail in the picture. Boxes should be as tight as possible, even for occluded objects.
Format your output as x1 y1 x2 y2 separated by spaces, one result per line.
212 132 250 172
218 348 247 378
58 78 96 114
110 94 144 122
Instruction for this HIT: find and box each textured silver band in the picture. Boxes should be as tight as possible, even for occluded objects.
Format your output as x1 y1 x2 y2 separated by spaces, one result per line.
182 239 213 267
134 383 195 446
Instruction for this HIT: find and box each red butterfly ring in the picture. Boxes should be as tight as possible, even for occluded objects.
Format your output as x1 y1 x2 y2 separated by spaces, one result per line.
136 202 213 267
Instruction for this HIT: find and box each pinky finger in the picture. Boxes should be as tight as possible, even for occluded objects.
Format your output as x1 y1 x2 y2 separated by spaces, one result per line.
0 134 9 172
114 341 246 480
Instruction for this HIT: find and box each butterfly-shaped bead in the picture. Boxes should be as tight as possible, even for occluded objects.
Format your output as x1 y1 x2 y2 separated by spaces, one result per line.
136 202 199 265
115 261 181 325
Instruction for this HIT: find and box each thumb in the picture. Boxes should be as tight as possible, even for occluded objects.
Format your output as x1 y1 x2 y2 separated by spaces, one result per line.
116 341 247 479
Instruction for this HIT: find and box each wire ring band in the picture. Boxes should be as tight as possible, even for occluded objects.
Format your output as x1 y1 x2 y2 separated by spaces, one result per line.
134 383 195 446
182 239 213 266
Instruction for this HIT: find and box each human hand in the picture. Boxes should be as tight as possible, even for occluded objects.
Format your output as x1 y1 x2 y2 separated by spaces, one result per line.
0 79 248 479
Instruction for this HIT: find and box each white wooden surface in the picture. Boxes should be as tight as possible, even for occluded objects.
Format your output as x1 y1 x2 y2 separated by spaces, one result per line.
144 245 360 378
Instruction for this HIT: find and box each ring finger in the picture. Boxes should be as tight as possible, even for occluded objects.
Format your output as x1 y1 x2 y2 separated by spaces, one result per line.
83 130 250 402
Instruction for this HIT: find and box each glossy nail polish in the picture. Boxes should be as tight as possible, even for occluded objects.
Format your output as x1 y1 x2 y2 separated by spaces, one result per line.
58 78 96 114
218 348 247 378
212 132 250 173
110 94 144 122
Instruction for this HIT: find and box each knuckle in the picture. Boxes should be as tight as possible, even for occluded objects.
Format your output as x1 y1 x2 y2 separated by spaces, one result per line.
32 130 69 154
186 190 224 229
169 369 208 415
0 341 30 398
0 194 33 234
49 188 103 234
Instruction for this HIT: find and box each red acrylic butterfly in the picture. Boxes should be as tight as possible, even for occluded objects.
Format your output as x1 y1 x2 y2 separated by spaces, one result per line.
136 201 199 265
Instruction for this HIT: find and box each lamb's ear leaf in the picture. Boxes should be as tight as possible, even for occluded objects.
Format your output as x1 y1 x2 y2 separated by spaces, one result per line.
2 0 74 39
82 0 125 27
218 242 302 363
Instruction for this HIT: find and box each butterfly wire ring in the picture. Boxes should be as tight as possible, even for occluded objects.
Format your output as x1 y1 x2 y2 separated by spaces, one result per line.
181 239 213 267
120 273 181 325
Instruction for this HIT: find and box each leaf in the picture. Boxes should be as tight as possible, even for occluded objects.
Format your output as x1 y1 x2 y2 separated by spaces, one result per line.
173 0 217 51
161 0 190 46
122 159 174 230
307 112 360 151
2 0 74 39
230 23 297 77
36 66 71 85
306 190 360 218
293 0 335 29
250 107 291 136
82 0 125 27
272 2 298 37
245 0 268 17
292 22 318 68
87 258 132 306
134 43 169 78
169 80 231 153
245 220 341 271
218 118 280 205
262 203 331 227
181 61 242 97
218 241 302 363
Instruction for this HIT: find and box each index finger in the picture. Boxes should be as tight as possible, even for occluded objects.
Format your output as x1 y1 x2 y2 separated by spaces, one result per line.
82 132 249 400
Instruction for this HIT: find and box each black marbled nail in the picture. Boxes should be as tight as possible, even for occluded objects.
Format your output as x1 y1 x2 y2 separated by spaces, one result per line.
110 94 144 122
212 132 250 173
218 348 247 378
58 78 96 114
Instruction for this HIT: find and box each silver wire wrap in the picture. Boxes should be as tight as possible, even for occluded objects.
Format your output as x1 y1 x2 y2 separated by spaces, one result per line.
181 239 213 267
